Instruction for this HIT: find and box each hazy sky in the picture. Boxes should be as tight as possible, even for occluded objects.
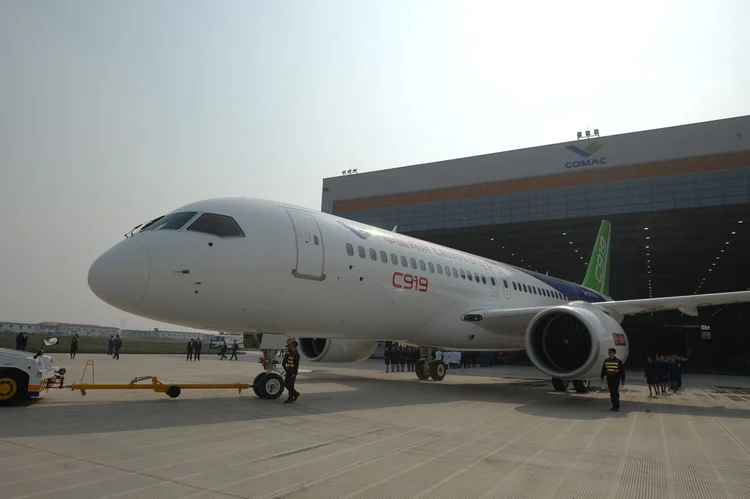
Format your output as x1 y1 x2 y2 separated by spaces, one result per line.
1 1 749 332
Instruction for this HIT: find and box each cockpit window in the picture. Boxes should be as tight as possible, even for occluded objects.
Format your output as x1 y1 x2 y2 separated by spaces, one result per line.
187 213 245 238
141 212 197 232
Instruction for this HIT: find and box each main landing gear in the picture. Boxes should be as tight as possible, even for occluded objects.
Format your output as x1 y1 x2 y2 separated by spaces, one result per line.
415 350 446 382
552 378 591 393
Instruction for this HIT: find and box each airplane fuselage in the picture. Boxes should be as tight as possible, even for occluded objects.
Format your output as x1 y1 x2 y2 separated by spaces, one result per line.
88 198 613 351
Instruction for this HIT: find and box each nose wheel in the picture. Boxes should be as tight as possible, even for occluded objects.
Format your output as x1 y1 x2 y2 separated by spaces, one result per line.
253 372 285 399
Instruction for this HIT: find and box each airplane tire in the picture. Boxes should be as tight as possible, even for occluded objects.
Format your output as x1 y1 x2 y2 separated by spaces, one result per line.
572 380 590 393
551 378 569 392
252 372 266 397
258 373 285 400
415 359 430 380
0 369 29 406
429 360 446 381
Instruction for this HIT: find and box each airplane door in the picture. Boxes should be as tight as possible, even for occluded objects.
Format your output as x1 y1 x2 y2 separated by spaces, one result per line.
500 276 511 299
287 210 326 281
487 269 499 297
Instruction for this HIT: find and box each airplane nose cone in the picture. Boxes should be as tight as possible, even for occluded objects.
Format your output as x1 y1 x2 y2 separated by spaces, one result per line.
88 241 151 312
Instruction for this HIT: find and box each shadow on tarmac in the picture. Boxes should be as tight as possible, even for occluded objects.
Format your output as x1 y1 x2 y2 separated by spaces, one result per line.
2 368 749 438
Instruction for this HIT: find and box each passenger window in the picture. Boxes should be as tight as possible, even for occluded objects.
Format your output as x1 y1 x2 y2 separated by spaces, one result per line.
481 275 487 284
522 284 528 292
346 243 354 256
437 264 443 275
474 272 480 282
358 246 366 258
453 268 458 278
401 256 408 267
419 260 426 271
369 248 377 261
467 272 473 281
428 262 435 273
503 279 509 289
460 270 466 279
391 253 398 265
313 235 319 246
141 211 198 232
491 277 496 286
380 251 388 263
410 258 417 269
186 213 245 237
512 282 517 291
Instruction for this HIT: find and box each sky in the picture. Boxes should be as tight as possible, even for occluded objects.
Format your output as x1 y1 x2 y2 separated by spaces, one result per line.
1 1 749 331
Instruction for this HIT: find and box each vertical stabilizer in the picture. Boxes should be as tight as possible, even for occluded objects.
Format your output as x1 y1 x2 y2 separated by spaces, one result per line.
582 220 611 296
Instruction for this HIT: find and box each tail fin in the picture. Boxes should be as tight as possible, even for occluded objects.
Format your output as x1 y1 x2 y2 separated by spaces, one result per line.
582 220 611 296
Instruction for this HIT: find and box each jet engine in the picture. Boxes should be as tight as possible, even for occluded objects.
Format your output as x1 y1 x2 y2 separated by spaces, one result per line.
524 303 629 380
298 338 378 363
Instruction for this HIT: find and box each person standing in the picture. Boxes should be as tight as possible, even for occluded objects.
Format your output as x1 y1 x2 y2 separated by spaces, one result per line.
186 340 194 361
16 332 28 351
107 335 114 356
113 335 122 360
645 355 657 396
194 338 202 361
600 348 625 411
282 341 301 403
230 340 239 360
219 341 228 360
70 334 79 359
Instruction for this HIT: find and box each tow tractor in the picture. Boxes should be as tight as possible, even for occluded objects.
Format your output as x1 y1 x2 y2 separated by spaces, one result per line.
0 338 66 406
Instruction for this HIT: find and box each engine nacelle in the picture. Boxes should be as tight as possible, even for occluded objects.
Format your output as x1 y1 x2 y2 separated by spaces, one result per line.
524 303 629 380
298 338 378 363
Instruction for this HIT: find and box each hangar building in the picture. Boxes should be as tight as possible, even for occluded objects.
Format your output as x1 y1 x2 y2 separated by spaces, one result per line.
321 115 750 371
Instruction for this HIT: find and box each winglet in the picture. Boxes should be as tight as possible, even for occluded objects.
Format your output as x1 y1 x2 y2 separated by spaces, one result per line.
582 220 612 296
392 225 398 233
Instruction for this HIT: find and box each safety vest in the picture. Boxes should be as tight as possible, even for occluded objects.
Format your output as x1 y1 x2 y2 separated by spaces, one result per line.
604 359 621 375
286 353 297 370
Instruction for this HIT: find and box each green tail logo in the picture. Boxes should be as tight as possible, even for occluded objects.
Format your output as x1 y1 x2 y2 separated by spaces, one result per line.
582 220 611 296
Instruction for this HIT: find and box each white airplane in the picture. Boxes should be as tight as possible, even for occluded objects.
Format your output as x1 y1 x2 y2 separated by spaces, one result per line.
88 197 750 398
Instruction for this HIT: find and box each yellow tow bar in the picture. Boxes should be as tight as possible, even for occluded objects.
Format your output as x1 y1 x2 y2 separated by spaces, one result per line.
68 360 249 398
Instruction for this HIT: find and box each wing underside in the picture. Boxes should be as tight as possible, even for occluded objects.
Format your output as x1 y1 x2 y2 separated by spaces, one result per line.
463 291 750 335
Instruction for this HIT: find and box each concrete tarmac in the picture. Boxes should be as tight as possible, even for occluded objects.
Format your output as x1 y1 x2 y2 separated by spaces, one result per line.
2 353 750 499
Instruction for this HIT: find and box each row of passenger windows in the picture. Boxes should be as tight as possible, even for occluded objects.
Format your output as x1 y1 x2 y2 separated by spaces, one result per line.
345 243 571 301
346 243 499 286
141 211 245 238
512 280 569 301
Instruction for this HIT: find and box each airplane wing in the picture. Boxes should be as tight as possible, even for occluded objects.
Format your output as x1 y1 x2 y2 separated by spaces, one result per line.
463 291 750 333
593 290 750 317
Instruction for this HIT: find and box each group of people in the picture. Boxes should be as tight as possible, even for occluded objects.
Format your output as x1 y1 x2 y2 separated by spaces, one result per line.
106 335 123 359
185 338 204 360
644 354 688 396
384 344 419 372
187 338 240 361
217 340 240 360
